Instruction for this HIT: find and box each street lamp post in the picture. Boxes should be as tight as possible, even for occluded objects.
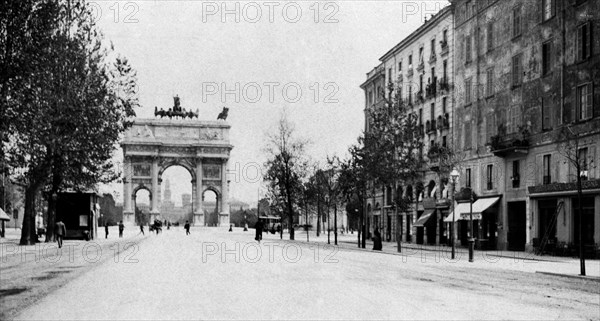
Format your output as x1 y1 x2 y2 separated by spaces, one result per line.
468 190 475 262
450 168 459 260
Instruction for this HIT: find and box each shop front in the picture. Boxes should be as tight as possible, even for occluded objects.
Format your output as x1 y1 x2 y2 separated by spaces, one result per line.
443 197 500 250
528 180 600 256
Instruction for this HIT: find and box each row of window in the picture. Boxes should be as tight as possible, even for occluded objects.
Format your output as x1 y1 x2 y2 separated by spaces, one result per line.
462 19 592 66
462 81 594 148
388 29 449 85
458 0 588 27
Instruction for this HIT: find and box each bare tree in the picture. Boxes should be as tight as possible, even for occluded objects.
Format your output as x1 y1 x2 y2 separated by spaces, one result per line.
556 126 596 276
263 112 309 240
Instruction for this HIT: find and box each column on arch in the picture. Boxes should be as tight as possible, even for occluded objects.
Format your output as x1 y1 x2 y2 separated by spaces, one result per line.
123 156 134 225
220 158 230 224
194 157 204 226
151 157 159 218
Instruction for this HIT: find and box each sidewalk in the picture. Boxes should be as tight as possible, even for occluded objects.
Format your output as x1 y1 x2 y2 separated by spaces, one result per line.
260 229 600 279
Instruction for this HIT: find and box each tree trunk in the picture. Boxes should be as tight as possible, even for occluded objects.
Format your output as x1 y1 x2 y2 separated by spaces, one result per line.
577 170 586 276
317 196 321 237
45 192 56 242
20 184 40 245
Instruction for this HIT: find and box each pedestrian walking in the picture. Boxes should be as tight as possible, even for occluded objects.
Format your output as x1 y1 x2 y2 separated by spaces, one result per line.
184 221 190 235
373 228 382 251
104 222 109 239
139 223 145 236
54 220 66 248
228 224 233 232
118 221 124 238
254 220 263 243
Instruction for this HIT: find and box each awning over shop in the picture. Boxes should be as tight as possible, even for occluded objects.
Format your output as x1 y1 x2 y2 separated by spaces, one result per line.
469 197 500 215
443 203 470 222
413 209 435 227
443 197 500 222
0 207 10 221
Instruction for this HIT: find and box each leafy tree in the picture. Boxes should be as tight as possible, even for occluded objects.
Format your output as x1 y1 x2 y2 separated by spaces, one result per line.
338 139 371 248
1 0 138 245
263 112 309 240
363 82 424 252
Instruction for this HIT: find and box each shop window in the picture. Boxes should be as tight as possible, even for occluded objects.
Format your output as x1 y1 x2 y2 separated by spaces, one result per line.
573 197 595 246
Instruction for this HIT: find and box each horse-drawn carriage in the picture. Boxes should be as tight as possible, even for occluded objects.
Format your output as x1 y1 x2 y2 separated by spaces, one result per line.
149 219 162 234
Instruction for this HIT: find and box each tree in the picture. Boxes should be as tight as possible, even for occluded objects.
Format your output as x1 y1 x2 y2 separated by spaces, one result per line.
263 112 309 240
363 82 424 252
1 0 138 245
338 139 371 248
556 126 596 276
98 193 122 226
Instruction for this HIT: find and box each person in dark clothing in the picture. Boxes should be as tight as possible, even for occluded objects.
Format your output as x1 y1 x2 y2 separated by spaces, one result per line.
104 222 109 239
228 224 233 232
254 220 263 243
184 221 190 235
373 228 383 251
54 221 66 248
118 221 124 238
139 223 145 236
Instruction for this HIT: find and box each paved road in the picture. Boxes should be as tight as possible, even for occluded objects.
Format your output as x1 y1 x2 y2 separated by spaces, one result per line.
14 228 600 320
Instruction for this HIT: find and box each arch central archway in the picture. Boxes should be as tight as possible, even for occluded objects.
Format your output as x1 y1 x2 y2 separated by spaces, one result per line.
121 118 233 226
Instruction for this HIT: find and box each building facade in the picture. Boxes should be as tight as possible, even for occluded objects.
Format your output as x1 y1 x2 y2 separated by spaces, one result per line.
452 0 599 252
362 6 455 246
362 0 599 254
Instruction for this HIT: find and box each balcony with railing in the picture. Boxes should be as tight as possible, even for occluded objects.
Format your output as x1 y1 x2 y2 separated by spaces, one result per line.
425 119 437 135
415 91 425 104
440 40 449 55
417 60 425 71
438 78 450 92
407 68 414 77
426 78 437 99
488 125 530 157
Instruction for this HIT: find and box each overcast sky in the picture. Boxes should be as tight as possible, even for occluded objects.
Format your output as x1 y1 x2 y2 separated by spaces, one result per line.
95 0 450 206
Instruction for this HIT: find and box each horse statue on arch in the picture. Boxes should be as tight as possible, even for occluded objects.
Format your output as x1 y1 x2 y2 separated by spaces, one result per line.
217 107 229 121
154 96 199 119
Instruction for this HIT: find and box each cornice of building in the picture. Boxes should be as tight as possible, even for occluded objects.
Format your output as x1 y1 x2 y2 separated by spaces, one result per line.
379 5 453 62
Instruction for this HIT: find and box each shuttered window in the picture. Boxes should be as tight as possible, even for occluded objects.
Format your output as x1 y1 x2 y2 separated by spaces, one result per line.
577 83 593 121
577 22 592 61
512 54 522 87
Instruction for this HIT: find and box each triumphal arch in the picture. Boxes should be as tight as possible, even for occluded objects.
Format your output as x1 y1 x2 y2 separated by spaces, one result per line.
121 117 233 226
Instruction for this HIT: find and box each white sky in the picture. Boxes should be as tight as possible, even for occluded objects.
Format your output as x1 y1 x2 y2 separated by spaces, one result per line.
96 0 449 205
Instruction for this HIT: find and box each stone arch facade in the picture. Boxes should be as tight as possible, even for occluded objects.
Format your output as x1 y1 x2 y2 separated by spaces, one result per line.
121 118 233 226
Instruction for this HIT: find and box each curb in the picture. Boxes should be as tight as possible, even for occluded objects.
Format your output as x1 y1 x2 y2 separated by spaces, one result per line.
535 271 600 282
337 240 567 263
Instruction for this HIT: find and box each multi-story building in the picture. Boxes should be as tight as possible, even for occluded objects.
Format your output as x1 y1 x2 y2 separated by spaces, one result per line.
361 6 455 245
451 0 599 252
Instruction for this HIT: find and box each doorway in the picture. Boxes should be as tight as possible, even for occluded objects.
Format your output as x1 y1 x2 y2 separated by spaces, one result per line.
507 201 526 251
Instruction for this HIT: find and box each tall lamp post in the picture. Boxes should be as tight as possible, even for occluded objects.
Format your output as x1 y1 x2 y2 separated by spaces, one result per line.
468 188 475 262
450 168 459 260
